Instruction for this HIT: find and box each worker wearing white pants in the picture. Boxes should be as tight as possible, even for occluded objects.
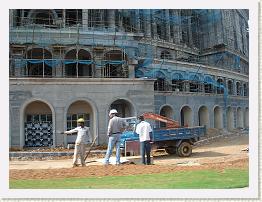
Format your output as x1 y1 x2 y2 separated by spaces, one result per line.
72 143 86 166
63 118 91 167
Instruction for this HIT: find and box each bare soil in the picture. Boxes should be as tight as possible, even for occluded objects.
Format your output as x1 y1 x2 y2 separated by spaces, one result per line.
9 134 249 180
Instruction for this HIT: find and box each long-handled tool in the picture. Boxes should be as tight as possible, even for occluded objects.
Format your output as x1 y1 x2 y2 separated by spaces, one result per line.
84 135 98 161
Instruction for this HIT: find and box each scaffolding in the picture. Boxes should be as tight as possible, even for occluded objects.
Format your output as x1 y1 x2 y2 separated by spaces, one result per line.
9 9 249 106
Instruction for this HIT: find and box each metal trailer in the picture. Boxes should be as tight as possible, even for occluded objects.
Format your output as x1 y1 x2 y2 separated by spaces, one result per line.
120 116 206 157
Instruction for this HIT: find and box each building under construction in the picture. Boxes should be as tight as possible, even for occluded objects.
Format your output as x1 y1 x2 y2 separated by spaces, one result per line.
9 9 249 148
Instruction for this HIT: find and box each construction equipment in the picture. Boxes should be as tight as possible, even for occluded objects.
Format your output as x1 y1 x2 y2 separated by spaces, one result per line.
120 113 206 157
84 135 98 161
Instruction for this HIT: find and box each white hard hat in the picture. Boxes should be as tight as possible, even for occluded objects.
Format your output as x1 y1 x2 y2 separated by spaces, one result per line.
109 109 118 115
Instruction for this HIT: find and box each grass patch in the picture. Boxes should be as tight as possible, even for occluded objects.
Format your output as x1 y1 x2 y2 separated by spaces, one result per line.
10 168 248 189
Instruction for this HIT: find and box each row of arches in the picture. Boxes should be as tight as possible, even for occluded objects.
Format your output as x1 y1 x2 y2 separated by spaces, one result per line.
159 105 249 130
21 98 135 147
19 48 128 78
153 77 248 96
19 97 249 147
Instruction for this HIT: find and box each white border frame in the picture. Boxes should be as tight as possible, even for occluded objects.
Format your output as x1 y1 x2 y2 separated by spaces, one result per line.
1 0 259 199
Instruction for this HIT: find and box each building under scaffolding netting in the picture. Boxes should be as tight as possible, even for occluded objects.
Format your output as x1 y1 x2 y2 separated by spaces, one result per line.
9 9 249 148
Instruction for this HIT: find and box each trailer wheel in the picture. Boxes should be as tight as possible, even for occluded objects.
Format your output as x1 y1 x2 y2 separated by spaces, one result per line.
177 142 192 157
165 147 176 155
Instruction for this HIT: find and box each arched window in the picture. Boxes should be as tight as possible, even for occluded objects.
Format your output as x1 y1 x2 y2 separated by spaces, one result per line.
65 49 92 77
189 75 201 92
66 9 82 26
227 80 233 95
160 50 172 60
204 76 214 93
171 73 183 92
154 78 170 91
26 48 52 77
28 9 58 28
236 82 241 96
103 50 128 78
217 79 224 94
243 83 248 96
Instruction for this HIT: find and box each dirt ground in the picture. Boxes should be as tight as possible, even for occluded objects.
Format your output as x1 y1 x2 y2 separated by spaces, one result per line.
9 134 249 180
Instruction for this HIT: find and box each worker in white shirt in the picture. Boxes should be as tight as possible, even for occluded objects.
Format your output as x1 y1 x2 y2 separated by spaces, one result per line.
104 109 127 165
63 118 91 167
135 115 153 165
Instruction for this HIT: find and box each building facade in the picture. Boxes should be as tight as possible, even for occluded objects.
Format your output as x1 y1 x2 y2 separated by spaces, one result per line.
9 9 249 148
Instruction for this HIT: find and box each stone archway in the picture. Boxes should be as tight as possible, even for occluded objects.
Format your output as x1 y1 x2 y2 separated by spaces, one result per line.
66 100 94 144
198 106 209 128
214 106 223 129
226 107 234 131
237 107 244 128
110 99 135 118
180 106 193 127
160 105 174 128
24 100 53 147
244 107 249 128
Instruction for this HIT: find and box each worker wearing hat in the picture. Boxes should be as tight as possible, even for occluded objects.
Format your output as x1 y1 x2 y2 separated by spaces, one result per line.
136 115 153 165
63 118 91 167
104 109 127 165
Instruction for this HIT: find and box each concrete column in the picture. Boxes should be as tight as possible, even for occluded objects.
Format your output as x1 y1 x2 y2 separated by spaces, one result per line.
174 10 182 44
10 106 21 148
21 9 25 25
118 9 124 31
108 9 115 30
62 9 66 28
188 12 193 47
9 9 14 28
165 9 171 42
144 10 151 38
152 20 158 39
128 64 136 78
135 9 141 33
82 9 88 29
55 107 66 147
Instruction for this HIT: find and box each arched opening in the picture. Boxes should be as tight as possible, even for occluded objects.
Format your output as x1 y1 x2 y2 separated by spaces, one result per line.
154 78 170 91
160 50 172 60
103 50 128 78
160 105 174 128
244 107 249 128
28 9 57 27
110 99 135 118
26 48 52 77
227 80 233 95
214 106 223 129
198 106 209 128
204 76 214 93
66 100 94 143
236 82 241 96
65 9 82 26
171 73 183 92
180 106 193 127
237 107 244 128
226 107 234 131
217 78 224 94
243 83 248 96
65 49 92 77
24 101 53 147
189 75 201 92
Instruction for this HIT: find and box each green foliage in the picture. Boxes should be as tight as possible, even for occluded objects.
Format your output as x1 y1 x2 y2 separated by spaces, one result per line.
10 168 248 189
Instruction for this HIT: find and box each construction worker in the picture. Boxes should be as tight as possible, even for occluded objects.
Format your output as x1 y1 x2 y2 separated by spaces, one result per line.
104 109 127 165
63 118 91 167
136 115 153 165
